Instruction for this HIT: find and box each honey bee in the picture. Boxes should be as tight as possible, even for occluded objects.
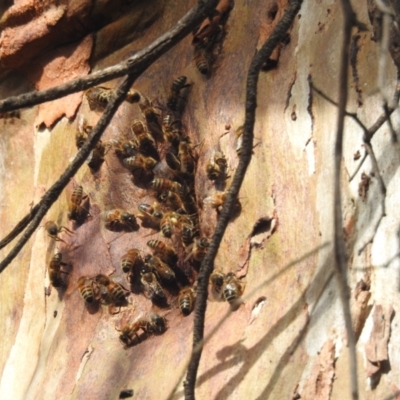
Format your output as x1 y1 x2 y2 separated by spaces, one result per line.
68 185 89 222
48 253 69 288
87 148 105 170
76 117 107 169
159 190 187 214
121 249 143 276
223 272 245 310
160 211 180 238
150 178 186 198
131 119 157 155
144 254 176 282
206 150 227 180
193 45 210 75
179 216 197 247
95 274 129 305
178 137 196 175
104 209 138 231
76 117 92 149
117 313 166 347
137 203 163 230
178 286 196 315
85 86 113 112
122 154 157 174
235 125 244 156
45 221 73 243
183 193 198 216
147 239 178 264
167 76 191 111
204 191 227 211
139 95 164 141
140 270 165 300
77 276 96 304
165 152 181 172
125 89 141 104
138 95 160 124
185 237 209 263
111 137 137 159
209 269 226 301
204 190 241 217
162 114 183 144
85 87 140 112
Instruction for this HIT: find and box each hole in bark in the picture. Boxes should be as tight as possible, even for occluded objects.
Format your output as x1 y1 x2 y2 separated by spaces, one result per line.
252 296 267 310
119 389 134 399
249 217 273 238
267 3 278 21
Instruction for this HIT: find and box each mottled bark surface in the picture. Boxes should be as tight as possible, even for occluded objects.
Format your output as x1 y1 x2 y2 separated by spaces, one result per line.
1 1 400 399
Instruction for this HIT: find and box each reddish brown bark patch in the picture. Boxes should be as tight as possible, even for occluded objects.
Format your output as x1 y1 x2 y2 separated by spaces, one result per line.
301 339 336 399
27 35 93 128
364 305 394 379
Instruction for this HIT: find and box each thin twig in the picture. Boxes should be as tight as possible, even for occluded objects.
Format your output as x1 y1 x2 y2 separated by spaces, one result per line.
334 1 358 399
0 0 219 251
0 75 135 274
349 150 368 182
383 101 398 142
357 142 387 254
0 204 40 249
364 79 400 143
183 1 303 399
0 0 218 113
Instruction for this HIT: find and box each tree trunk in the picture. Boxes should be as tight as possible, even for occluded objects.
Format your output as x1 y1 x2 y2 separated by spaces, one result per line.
0 1 399 399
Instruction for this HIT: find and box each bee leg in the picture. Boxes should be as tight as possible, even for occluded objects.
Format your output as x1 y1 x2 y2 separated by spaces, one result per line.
50 235 68 244
59 226 74 235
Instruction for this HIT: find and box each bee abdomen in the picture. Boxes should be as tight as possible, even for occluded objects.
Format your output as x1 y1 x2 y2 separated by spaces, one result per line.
179 297 193 315
111 287 126 302
121 259 133 273
223 288 237 304
81 288 94 303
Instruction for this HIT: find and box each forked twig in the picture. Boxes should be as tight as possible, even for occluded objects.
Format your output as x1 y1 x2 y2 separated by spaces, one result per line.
183 1 303 398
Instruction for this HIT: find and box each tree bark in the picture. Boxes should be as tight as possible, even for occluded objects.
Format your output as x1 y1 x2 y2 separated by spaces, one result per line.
0 1 399 399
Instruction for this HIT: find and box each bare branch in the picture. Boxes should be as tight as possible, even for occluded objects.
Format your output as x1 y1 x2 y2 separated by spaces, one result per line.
0 0 219 113
334 1 358 398
183 1 303 398
0 74 135 274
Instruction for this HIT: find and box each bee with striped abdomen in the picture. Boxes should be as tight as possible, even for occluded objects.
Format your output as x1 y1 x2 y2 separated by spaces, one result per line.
178 286 196 315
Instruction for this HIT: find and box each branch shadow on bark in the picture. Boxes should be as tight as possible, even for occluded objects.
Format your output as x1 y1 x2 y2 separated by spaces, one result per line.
170 246 334 400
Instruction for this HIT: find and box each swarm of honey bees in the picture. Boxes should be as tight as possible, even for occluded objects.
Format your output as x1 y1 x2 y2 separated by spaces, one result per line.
46 8 245 348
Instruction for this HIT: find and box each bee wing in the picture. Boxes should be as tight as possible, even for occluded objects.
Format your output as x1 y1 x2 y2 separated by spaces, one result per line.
203 195 214 206
210 148 216 164
183 243 195 263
